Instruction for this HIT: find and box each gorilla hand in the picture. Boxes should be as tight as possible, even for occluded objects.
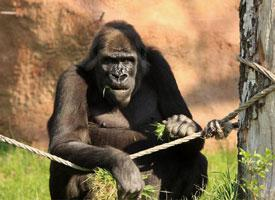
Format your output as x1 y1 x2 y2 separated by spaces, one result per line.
163 114 199 138
107 147 144 199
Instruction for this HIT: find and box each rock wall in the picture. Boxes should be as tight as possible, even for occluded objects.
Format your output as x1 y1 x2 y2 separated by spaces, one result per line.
0 0 239 149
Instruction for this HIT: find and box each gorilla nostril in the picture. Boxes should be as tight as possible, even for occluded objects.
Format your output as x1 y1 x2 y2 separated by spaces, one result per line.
109 73 128 82
119 74 128 82
109 73 120 80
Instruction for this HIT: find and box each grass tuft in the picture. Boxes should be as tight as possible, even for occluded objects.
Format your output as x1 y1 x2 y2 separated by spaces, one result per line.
87 168 118 199
87 168 157 200
199 149 238 200
199 170 238 200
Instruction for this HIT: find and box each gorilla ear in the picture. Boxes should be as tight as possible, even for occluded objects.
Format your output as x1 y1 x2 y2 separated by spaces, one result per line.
140 47 149 74
139 46 146 58
89 37 100 58
140 57 149 75
77 56 97 71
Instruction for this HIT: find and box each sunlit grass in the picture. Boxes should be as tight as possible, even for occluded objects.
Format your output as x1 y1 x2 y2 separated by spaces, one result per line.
0 142 237 199
0 143 50 200
200 148 238 200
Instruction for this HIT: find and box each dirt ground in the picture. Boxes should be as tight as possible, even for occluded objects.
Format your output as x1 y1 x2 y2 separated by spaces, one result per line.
0 0 239 150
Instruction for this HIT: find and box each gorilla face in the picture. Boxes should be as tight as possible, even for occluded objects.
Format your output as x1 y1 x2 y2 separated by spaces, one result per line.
94 30 138 107
96 51 137 107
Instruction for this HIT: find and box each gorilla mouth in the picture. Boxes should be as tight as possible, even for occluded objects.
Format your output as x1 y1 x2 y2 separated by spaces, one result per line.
110 85 129 90
110 87 130 93
111 88 131 98
103 85 131 107
107 81 130 90
103 85 130 97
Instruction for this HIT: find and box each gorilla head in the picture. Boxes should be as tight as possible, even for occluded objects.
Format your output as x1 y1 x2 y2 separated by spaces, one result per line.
83 21 148 107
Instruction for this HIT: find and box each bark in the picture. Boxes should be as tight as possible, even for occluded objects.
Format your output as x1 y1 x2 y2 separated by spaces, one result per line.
239 0 275 199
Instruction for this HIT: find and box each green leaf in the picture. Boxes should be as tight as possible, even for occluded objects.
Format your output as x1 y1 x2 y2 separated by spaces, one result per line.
151 122 166 140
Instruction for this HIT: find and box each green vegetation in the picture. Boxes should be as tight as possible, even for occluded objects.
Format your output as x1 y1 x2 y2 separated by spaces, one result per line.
239 148 275 199
199 149 238 200
151 122 166 140
0 143 238 200
0 143 50 200
87 167 118 199
200 148 275 200
88 168 157 200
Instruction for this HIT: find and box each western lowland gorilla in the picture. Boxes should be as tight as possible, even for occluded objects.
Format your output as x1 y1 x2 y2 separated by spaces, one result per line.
48 20 207 199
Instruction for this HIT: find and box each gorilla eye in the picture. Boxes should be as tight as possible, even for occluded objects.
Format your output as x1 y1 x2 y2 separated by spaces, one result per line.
121 57 135 64
103 57 117 64
122 60 130 64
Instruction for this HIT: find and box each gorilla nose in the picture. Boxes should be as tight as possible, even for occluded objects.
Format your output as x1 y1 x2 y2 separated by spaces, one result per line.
109 72 128 83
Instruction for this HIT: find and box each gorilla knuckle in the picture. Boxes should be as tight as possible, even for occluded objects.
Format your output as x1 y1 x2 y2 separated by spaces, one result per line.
187 126 196 135
171 115 178 121
172 126 179 135
179 114 187 121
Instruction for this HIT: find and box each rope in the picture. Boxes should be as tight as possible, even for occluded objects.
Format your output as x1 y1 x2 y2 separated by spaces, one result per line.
220 84 275 123
0 135 90 172
0 58 274 171
238 57 275 83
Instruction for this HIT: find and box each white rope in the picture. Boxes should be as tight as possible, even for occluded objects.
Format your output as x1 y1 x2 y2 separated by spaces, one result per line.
0 135 90 172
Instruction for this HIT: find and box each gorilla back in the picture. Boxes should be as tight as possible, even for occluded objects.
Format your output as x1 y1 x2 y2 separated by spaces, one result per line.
48 20 207 199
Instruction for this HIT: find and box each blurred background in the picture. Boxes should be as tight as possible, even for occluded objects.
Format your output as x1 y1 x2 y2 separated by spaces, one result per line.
0 0 239 150
0 0 240 198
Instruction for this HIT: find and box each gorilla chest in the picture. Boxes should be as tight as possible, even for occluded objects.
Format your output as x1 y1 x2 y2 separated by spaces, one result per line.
90 85 161 130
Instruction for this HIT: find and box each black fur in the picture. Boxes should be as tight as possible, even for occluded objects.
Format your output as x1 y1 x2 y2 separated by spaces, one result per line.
48 20 207 199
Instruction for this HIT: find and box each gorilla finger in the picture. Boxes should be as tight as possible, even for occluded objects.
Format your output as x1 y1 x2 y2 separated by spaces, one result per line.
166 117 173 125
166 123 173 133
179 114 187 122
171 125 180 136
122 192 133 200
117 183 122 191
128 190 141 199
186 126 196 135
118 189 127 200
171 115 178 122
178 122 189 137
166 118 172 126
179 114 193 123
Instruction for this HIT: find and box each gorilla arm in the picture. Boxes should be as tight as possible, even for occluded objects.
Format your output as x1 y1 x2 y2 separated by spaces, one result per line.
147 48 204 154
146 48 192 119
88 123 158 154
48 66 119 170
48 67 144 194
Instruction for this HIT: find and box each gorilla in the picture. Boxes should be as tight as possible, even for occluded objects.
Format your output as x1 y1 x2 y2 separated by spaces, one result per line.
48 21 207 199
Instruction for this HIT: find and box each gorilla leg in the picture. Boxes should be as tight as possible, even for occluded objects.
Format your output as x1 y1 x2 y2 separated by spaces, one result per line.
158 152 208 199
49 163 90 200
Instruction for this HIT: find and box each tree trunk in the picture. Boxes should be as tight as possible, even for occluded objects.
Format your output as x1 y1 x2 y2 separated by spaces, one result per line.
239 0 275 199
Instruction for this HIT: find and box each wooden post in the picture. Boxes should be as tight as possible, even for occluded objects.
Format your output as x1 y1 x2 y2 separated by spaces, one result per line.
239 0 275 199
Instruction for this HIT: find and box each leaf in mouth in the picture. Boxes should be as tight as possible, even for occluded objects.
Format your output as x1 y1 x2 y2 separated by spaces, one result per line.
102 85 111 98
